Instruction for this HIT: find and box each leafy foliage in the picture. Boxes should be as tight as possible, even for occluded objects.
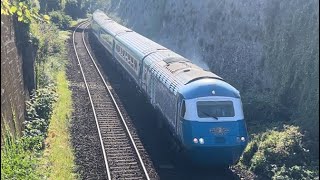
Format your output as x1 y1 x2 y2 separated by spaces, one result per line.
239 125 319 179
1 0 50 23
49 11 72 30
29 20 69 87
1 132 41 180
25 86 58 138
272 165 318 180
1 0 74 178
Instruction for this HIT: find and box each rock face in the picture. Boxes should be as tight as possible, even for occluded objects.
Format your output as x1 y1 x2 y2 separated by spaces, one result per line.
103 0 319 139
1 15 35 140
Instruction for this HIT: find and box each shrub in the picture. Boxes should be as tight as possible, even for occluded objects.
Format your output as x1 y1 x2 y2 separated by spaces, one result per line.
25 86 57 138
272 165 318 180
49 11 72 30
239 125 319 179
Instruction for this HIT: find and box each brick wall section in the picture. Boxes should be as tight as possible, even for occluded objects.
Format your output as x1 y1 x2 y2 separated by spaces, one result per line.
1 15 28 140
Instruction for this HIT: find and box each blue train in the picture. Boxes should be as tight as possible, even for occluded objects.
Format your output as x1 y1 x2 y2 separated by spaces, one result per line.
91 10 248 166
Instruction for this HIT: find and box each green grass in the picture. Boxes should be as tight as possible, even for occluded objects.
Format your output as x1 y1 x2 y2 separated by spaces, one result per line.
40 70 76 180
37 28 77 179
30 20 77 179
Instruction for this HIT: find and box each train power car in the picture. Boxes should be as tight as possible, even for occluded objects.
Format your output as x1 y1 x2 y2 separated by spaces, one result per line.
91 10 248 166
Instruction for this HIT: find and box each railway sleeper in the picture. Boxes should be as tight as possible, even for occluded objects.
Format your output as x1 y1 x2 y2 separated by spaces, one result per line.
105 144 133 149
113 161 138 166
110 164 140 170
111 169 143 174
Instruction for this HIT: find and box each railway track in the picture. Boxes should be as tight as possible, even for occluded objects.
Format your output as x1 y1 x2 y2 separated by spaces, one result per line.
72 21 152 180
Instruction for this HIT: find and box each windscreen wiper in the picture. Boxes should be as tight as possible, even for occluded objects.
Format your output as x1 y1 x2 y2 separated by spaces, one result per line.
201 112 218 120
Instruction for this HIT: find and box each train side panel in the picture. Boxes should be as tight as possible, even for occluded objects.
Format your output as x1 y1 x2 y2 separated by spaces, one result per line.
99 28 114 54
153 76 177 130
113 40 141 83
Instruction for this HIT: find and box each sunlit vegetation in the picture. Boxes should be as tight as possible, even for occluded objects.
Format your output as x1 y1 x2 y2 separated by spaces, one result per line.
29 20 76 179
1 0 49 23
1 85 57 179
1 132 42 180
49 11 72 30
238 125 319 179
1 0 77 178
38 32 76 178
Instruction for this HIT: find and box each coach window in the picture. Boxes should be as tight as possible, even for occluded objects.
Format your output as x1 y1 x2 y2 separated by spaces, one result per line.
134 60 137 69
116 45 120 53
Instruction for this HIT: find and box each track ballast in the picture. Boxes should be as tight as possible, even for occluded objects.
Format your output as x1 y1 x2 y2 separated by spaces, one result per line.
72 22 155 180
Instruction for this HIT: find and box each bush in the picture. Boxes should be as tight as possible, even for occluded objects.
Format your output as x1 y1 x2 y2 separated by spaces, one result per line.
239 125 319 179
49 11 72 30
1 85 58 179
272 165 318 180
25 86 57 138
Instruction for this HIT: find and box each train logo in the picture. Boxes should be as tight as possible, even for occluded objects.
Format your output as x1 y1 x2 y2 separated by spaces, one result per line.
210 127 229 135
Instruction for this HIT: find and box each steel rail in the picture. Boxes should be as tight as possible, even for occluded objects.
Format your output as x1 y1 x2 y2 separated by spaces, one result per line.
73 21 151 180
73 21 112 180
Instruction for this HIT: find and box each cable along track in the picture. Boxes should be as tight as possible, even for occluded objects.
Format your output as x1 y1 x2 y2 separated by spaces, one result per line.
72 21 151 180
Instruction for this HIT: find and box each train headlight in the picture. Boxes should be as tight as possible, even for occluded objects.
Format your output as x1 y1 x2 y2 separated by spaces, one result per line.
199 138 205 144
193 138 198 144
240 137 246 142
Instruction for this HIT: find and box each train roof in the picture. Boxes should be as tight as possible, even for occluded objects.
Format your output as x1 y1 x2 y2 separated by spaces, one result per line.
180 78 240 99
146 55 222 94
92 10 132 36
116 31 167 58
92 10 226 95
